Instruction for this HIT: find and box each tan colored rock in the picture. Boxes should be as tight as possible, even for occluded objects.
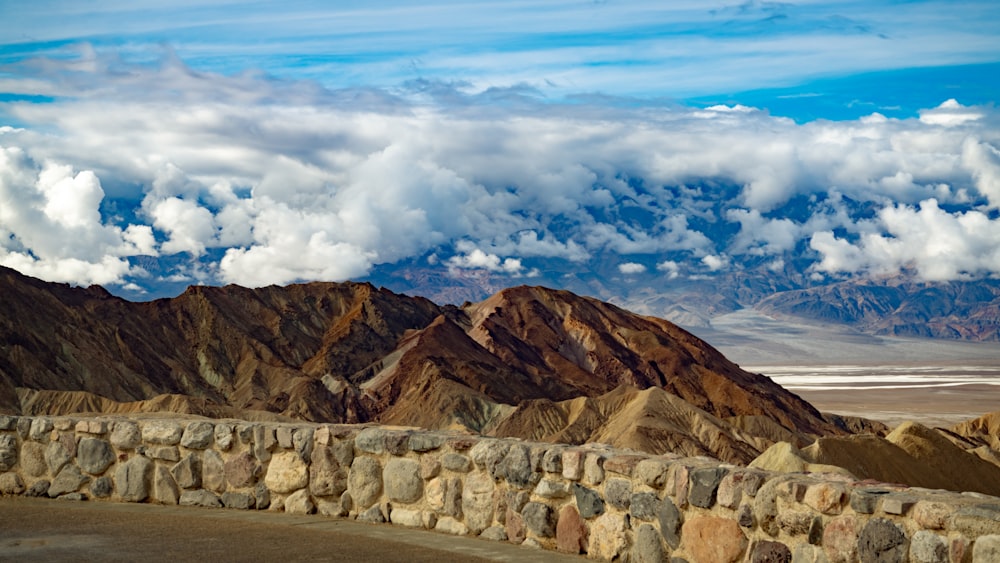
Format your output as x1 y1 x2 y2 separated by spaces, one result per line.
681 516 747 563
588 513 628 561
804 482 845 515
913 501 950 530
264 451 308 494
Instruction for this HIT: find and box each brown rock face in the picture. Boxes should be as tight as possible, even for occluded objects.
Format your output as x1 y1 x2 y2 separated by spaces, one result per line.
0 267 841 461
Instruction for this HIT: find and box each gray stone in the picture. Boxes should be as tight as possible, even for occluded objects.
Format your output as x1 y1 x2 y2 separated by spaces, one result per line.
0 472 25 495
533 478 571 499
284 488 315 514
146 445 180 462
141 421 183 445
48 464 90 497
309 444 348 497
521 502 555 538
630 492 660 521
951 504 1000 535
408 433 446 452
469 440 510 478
742 471 768 496
180 422 214 449
389 507 424 528
497 444 533 488
357 504 386 523
89 476 112 498
384 432 409 456
752 540 792 563
635 459 672 489
16 417 30 439
583 453 605 485
792 544 829 563
44 440 72 475
354 427 386 454
383 458 422 503
28 418 53 440
264 451 308 494
57 492 87 501
110 421 141 449
777 510 814 536
0 435 18 472
114 455 152 502
851 489 889 514
171 453 202 489
153 465 179 505
77 438 115 475
222 491 255 510
605 478 632 510
541 448 563 474
633 523 666 563
347 456 383 508
292 428 314 462
689 466 727 508
909 531 947 563
881 495 915 516
0 416 16 430
973 535 1000 563
658 495 683 549
19 441 46 477
180 489 222 508
480 525 507 541
573 483 606 519
252 424 275 462
26 480 49 497
420 456 441 480
276 426 294 449
461 472 495 533
202 449 225 493
254 483 270 510
857 518 908 563
236 424 253 444
214 423 234 450
738 504 754 528
442 453 472 473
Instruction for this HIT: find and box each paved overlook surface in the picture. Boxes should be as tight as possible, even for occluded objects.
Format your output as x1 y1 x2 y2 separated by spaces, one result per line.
0 497 582 563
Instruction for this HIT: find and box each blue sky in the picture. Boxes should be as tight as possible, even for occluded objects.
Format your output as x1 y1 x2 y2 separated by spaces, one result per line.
2 1 998 118
1 1 999 298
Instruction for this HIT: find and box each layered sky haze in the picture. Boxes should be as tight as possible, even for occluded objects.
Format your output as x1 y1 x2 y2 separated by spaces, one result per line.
1 1 999 298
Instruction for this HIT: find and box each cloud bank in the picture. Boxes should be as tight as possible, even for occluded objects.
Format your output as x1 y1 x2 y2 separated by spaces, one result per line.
2 52 1000 293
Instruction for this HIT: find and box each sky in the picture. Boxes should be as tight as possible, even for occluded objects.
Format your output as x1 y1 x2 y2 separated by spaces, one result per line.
1 1 999 298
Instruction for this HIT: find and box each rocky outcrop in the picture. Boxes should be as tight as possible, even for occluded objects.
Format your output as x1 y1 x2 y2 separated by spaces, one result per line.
0 267 843 462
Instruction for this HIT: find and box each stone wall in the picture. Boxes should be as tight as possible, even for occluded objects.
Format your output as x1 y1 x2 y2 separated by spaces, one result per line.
1 414 999 562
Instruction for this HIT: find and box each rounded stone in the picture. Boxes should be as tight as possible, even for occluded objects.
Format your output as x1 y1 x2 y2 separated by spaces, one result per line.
180 422 215 449
264 451 309 494
633 523 666 563
77 437 115 475
909 530 947 563
347 456 383 509
521 502 555 538
114 455 152 502
681 516 748 563
0 472 25 495
110 421 141 449
857 518 908 563
751 540 792 563
19 441 47 477
284 488 315 514
972 535 1000 563
383 458 422 503
141 421 183 445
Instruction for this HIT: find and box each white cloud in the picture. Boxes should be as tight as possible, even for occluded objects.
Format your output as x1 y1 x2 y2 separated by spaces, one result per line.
618 262 647 275
2 53 1000 291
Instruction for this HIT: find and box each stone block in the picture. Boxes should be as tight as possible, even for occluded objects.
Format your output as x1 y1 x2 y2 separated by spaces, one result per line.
822 515 858 563
804 482 845 515
658 496 683 549
573 483 605 519
114 456 152 502
44 440 72 475
521 502 555 538
28 418 53 441
180 422 214 449
141 421 183 445
214 423 234 451
498 444 533 488
179 489 222 508
857 518 908 563
434 516 469 535
384 432 409 456
408 432 445 452
202 449 225 493
633 523 666 563
541 448 563 474
882 495 916 516
420 456 441 480
441 453 472 473
562 450 585 481
461 472 494 533
276 426 294 449
630 492 659 521
505 508 525 543
470 440 510 478
951 504 1000 536
170 453 202 490
48 464 90 497
480 525 506 541
751 540 792 563
913 501 950 530
146 445 180 462
589 513 629 561
89 476 112 498
973 535 1000 563
689 467 727 509
850 488 890 514
77 437 115 475
583 453 605 486
110 421 141 449
222 491 255 510
556 505 587 554
533 478 570 499
909 530 947 563
19 441 46 477
309 445 348 497
383 457 422 503
354 427 386 454
284 488 314 514
0 472 24 495
605 477 632 510
681 516 748 563
264 451 308 494
153 465 179 505
347 456 383 509
390 507 424 528
604 454 645 476
635 459 672 489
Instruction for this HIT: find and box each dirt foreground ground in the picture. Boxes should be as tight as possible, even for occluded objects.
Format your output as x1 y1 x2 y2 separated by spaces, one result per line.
0 496 582 563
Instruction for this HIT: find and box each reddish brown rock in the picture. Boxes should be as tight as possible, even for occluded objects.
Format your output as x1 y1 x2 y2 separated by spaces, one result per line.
822 515 858 563
681 516 748 563
556 505 587 554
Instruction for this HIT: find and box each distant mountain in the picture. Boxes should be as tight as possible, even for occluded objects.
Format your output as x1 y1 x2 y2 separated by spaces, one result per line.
0 266 844 463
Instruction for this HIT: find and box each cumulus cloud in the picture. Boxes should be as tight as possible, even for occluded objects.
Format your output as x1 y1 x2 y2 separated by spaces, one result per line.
2 53 1000 292
618 262 647 275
